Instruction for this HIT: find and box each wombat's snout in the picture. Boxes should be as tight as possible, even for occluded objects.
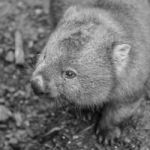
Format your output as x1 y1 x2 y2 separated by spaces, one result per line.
31 75 45 95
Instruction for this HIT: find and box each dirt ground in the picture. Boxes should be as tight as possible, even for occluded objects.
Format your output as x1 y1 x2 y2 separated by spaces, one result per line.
0 0 150 150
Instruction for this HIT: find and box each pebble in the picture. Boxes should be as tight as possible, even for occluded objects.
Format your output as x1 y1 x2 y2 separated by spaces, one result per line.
15 130 27 140
0 98 5 104
17 1 26 9
0 89 5 97
35 8 43 15
124 137 131 143
77 142 82 146
28 40 34 48
38 27 45 34
13 112 23 127
0 48 4 55
0 124 7 129
7 87 15 93
9 137 18 145
24 120 30 127
131 144 136 149
38 27 45 38
0 2 11 17
0 105 12 122
73 135 79 140
5 51 14 63
4 64 15 74
141 146 150 150
13 90 26 97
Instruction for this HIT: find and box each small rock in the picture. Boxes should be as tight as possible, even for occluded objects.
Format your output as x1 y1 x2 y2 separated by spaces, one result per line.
0 105 12 122
61 135 66 140
24 120 30 127
0 124 7 129
141 146 150 150
38 27 45 34
5 51 14 62
77 142 82 146
114 146 119 150
28 40 34 48
0 88 5 97
17 1 26 9
13 112 23 127
73 135 79 140
4 32 10 37
131 144 136 149
38 28 45 38
26 128 34 137
144 125 150 130
13 90 26 97
124 137 131 143
25 84 32 98
0 48 4 55
15 130 27 140
0 2 11 17
5 132 13 139
9 137 18 145
0 98 5 104
1 84 15 93
35 8 43 15
7 86 15 93
83 145 88 149
4 64 15 74
8 26 14 32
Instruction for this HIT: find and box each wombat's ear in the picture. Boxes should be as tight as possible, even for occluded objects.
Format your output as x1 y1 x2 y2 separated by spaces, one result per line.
113 44 131 75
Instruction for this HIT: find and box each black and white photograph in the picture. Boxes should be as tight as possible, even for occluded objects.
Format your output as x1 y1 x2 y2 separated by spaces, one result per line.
0 0 150 149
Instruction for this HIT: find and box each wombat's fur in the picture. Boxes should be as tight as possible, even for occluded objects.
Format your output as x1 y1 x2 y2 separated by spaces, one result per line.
49 0 97 28
32 0 150 143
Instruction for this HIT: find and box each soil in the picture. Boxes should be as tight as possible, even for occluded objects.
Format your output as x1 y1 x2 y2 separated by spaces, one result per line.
0 0 150 150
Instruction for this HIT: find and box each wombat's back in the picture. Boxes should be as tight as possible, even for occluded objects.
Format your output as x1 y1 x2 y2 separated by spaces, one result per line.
49 0 150 27
49 0 97 27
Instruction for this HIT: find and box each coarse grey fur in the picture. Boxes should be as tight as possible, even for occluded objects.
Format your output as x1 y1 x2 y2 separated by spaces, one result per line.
32 0 150 143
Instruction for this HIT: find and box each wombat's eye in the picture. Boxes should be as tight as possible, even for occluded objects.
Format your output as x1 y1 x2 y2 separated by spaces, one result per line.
63 70 77 79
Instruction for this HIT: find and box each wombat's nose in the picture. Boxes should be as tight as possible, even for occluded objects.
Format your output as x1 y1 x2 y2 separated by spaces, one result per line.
31 75 45 95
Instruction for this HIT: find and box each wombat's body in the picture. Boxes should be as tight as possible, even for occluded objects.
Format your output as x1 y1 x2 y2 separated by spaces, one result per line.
32 0 150 143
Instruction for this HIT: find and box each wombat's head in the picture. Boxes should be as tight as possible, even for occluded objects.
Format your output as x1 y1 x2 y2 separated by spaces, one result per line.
31 6 131 106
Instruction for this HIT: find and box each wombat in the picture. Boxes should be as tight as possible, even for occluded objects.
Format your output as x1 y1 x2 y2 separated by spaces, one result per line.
31 0 150 144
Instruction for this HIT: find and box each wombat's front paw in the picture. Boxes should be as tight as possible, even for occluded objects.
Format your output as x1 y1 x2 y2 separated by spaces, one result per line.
95 126 121 145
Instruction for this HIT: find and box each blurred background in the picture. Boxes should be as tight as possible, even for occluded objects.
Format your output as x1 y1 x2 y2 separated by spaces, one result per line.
0 0 150 150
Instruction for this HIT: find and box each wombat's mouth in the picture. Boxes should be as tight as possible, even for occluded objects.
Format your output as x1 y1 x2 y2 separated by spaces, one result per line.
33 92 55 102
36 92 73 107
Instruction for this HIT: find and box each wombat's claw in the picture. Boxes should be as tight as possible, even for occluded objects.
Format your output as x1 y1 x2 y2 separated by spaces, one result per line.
86 113 93 121
82 114 91 121
98 135 115 145
96 127 121 145
82 112 93 121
